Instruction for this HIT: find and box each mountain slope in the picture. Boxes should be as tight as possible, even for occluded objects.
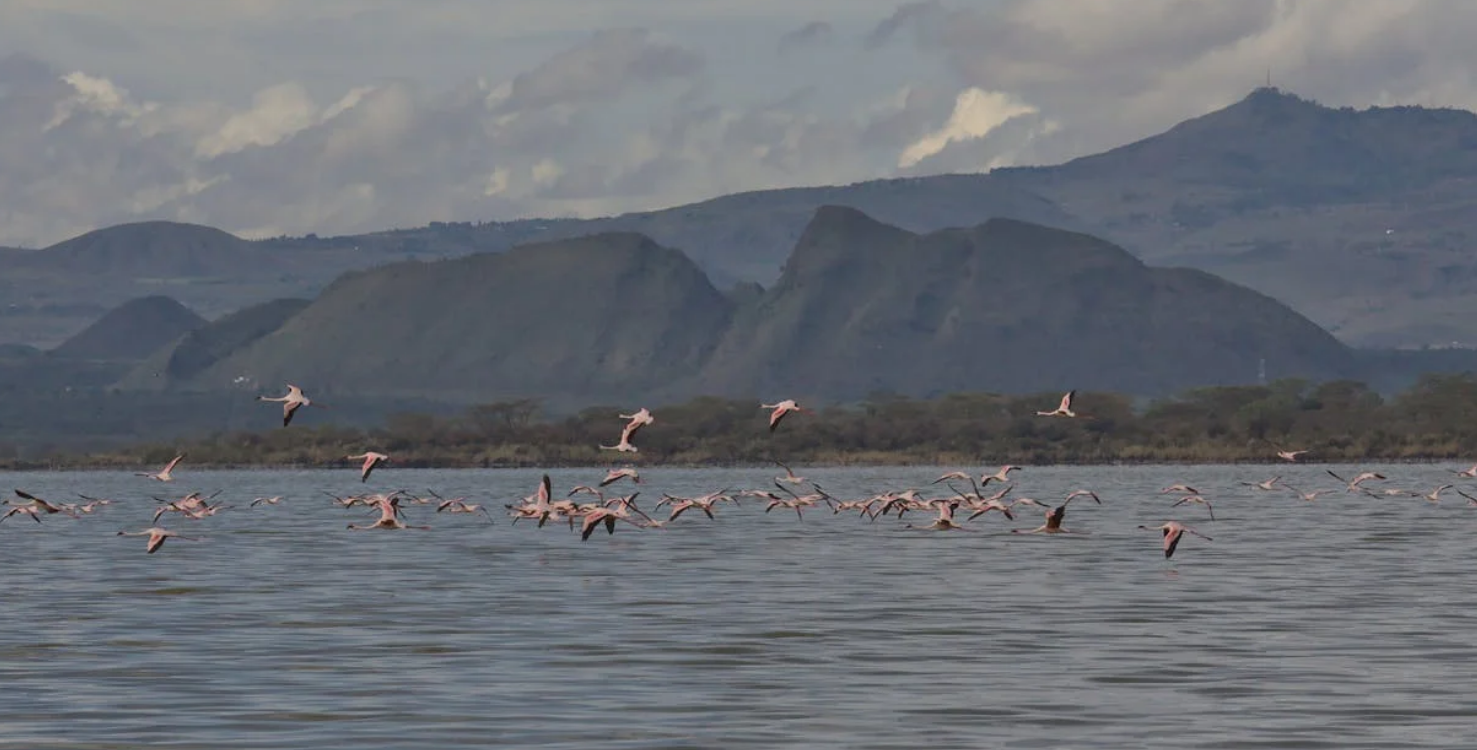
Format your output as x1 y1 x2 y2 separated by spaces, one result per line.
992 87 1477 346
119 297 312 390
187 233 734 403
50 295 205 361
693 207 1355 401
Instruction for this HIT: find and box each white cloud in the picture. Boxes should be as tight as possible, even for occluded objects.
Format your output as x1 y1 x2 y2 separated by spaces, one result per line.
898 87 1038 168
194 82 318 157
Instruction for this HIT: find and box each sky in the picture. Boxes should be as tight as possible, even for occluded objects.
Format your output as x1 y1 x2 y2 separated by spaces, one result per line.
2 0 1476 247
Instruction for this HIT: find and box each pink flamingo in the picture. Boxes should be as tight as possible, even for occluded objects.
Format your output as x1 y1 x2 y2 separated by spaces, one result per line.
258 384 326 427
761 400 809 432
347 452 388 483
1035 390 1077 417
136 455 184 482
1138 521 1212 559
117 527 201 554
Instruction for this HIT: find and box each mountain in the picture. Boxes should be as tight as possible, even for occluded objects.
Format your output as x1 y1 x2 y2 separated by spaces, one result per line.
154 208 1355 405
9 88 1477 350
692 207 1355 401
50 295 205 361
119 297 312 390
991 87 1477 346
0 222 384 349
182 233 734 405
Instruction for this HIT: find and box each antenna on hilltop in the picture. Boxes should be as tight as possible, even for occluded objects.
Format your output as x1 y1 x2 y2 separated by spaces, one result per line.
1258 358 1267 385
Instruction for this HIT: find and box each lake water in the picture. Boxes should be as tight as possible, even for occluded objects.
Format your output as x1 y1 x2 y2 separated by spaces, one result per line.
2 463 1476 749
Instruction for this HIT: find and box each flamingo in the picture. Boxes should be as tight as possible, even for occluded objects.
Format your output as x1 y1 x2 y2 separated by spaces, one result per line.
1064 489 1101 505
1161 483 1199 495
618 408 654 439
1011 504 1081 534
775 460 808 485
599 467 641 487
249 496 284 507
136 455 184 482
761 400 808 432
1239 476 1281 491
1449 464 1477 478
980 465 1021 486
1276 449 1308 462
1138 521 1212 559
1170 495 1215 520
257 384 325 427
1284 485 1328 502
1326 469 1386 493
599 436 638 453
347 452 388 483
436 498 493 522
907 500 969 531
11 490 78 517
117 527 200 554
1419 484 1452 503
1035 390 1077 417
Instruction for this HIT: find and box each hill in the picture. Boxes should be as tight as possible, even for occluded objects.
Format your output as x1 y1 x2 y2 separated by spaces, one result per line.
154 209 1355 405
50 295 205 361
183 233 734 405
991 88 1477 346
119 297 312 390
693 207 1356 401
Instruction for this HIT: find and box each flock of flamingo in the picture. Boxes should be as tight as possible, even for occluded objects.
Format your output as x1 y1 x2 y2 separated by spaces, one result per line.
3 386 1470 559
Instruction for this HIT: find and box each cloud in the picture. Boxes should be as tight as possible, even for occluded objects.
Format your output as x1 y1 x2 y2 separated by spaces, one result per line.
898 88 1040 168
3 2 1477 249
777 21 834 54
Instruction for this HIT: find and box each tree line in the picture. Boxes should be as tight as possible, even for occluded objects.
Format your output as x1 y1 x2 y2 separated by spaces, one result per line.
32 372 1477 470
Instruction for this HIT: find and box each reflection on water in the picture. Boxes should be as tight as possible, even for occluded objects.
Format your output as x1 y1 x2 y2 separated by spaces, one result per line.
2 464 1477 749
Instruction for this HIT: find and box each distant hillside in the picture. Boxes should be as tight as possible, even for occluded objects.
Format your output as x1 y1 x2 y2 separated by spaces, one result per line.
50 295 204 361
120 297 311 390
183 233 734 404
151 208 1356 405
19 221 263 277
992 87 1477 346
693 207 1356 401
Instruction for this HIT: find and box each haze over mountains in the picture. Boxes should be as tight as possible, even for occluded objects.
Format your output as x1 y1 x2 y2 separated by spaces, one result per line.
5 88 1477 353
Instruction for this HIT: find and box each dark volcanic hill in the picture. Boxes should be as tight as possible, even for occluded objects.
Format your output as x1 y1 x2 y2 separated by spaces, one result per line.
186 233 734 404
51 295 205 361
120 297 312 390
156 208 1355 406
693 207 1356 401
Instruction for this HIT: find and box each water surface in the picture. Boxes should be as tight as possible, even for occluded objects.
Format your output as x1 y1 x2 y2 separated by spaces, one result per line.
2 463 1475 748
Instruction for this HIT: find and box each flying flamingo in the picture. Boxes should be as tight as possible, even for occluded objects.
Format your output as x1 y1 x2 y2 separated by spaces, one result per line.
1239 476 1282 491
1171 495 1215 520
136 455 184 482
980 465 1021 486
1326 469 1386 493
1138 521 1212 559
249 496 284 507
599 467 641 487
1284 485 1328 502
257 384 325 427
761 400 809 432
1419 484 1452 503
117 527 201 554
347 452 389 483
618 408 654 439
1276 449 1308 462
1035 390 1077 417
599 436 638 453
1011 504 1081 534
775 460 808 485
1161 483 1199 495
1449 464 1477 478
